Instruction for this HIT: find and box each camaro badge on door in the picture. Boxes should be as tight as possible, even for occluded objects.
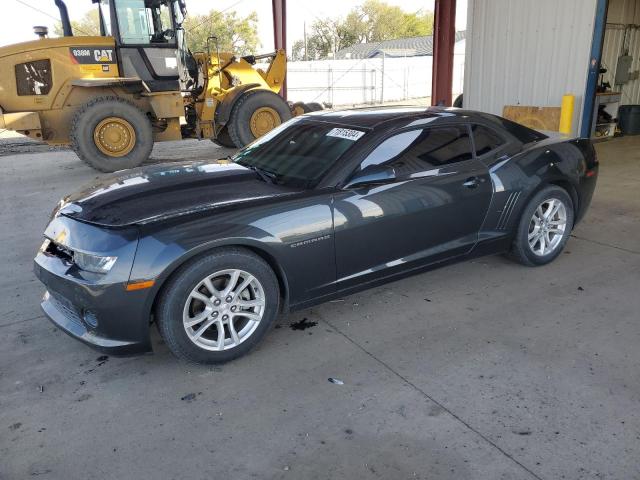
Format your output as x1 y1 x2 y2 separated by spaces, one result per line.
290 235 332 248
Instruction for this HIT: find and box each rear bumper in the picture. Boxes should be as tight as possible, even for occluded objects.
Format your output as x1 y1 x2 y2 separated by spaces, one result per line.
576 165 598 224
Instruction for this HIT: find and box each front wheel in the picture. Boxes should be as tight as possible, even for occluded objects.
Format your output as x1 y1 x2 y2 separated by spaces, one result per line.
509 185 574 266
227 89 292 147
156 248 280 364
70 96 154 172
211 127 235 148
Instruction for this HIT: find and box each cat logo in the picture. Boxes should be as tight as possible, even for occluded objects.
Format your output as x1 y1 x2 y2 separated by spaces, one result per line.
69 47 117 65
94 49 114 62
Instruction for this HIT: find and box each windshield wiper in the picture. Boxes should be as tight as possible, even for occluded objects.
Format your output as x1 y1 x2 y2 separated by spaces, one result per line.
244 164 277 184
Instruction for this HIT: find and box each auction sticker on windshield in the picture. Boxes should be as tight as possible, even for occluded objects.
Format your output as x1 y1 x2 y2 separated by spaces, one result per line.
326 128 365 141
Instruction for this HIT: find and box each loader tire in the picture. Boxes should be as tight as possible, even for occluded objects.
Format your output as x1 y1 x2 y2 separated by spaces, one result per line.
305 102 323 112
227 90 291 148
71 96 154 173
291 101 323 115
291 101 307 116
211 128 236 148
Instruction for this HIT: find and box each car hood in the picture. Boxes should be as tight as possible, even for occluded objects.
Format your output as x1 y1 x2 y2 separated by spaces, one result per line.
55 160 302 227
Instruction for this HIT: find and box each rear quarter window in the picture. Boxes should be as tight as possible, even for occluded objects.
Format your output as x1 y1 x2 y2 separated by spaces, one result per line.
471 124 506 156
487 115 548 144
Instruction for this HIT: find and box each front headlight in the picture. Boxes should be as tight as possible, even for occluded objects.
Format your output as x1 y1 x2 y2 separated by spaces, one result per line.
73 251 117 274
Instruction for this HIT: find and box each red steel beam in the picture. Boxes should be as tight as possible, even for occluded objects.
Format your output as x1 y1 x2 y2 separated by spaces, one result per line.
272 0 287 100
431 0 456 106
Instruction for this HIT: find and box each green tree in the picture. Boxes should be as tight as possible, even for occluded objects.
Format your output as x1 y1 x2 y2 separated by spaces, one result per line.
291 40 306 61
299 0 435 60
346 0 434 43
54 9 101 37
183 10 260 55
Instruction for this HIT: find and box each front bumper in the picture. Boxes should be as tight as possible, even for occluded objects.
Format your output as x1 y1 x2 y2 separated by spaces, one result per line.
41 290 146 354
33 215 152 355
35 259 153 355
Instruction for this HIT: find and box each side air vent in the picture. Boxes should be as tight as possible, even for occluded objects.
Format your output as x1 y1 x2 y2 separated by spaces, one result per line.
497 191 521 230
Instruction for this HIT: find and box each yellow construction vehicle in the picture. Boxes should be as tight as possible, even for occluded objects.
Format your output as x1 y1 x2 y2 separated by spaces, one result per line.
0 0 295 172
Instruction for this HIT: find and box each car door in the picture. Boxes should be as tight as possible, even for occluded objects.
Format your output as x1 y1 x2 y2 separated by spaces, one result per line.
332 124 493 290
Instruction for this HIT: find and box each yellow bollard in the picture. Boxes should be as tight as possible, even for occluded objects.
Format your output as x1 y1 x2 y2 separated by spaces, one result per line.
559 94 575 135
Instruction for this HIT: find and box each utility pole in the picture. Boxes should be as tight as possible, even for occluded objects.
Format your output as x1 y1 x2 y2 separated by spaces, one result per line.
304 21 308 61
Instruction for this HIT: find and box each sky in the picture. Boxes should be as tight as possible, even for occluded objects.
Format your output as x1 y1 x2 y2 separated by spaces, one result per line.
0 0 468 50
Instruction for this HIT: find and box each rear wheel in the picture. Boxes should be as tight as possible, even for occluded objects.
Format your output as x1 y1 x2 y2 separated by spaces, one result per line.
211 127 235 148
70 96 153 172
156 248 280 364
509 185 574 266
305 102 323 112
227 90 292 147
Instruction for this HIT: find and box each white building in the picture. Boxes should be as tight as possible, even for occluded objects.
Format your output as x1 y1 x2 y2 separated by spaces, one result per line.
464 0 640 136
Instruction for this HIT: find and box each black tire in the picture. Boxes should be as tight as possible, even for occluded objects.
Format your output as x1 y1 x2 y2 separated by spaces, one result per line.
292 101 309 115
156 247 280 364
227 89 292 147
211 127 235 148
70 96 153 172
453 94 463 108
305 102 323 112
509 185 574 266
291 101 322 114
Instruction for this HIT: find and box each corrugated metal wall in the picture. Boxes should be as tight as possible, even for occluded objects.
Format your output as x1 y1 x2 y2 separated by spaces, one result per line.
602 0 640 105
464 0 598 135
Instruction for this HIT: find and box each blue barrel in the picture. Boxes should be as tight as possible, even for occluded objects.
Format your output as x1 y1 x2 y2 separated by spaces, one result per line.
618 105 640 135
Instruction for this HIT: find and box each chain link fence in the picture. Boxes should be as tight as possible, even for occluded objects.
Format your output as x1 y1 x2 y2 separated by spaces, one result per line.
284 53 465 107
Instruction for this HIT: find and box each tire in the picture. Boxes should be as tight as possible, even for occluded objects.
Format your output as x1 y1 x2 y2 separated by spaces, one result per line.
70 96 154 172
211 128 235 148
156 247 280 364
291 101 322 115
453 94 463 108
305 102 323 112
509 185 575 266
292 101 308 115
227 89 292 147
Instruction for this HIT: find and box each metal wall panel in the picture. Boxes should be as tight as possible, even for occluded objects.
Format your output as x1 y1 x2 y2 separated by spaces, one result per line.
464 0 598 135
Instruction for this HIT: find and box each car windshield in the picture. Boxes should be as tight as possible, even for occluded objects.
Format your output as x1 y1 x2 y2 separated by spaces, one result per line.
232 118 366 188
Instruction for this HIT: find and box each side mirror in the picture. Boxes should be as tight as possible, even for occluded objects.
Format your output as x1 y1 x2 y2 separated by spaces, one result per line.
345 165 396 189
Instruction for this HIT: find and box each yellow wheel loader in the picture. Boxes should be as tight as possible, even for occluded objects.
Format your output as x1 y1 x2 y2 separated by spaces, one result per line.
0 0 294 172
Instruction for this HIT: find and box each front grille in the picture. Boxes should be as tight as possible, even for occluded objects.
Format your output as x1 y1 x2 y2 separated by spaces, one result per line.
49 292 83 327
44 240 74 263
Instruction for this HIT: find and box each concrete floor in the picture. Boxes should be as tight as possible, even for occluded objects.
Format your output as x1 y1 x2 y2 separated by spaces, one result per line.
0 136 639 480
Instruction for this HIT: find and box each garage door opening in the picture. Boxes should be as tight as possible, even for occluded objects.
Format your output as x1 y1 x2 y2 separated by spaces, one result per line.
598 0 640 136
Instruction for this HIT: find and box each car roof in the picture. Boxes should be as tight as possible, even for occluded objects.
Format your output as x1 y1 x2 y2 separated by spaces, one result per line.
304 105 488 130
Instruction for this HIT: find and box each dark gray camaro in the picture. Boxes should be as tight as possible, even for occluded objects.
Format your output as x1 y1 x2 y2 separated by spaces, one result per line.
34 107 598 363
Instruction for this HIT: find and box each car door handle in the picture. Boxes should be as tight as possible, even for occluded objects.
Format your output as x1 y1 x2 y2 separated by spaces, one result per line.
463 176 480 189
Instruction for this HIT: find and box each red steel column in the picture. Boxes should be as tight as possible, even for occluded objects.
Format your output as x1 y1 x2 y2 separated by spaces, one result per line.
431 0 456 106
272 0 287 100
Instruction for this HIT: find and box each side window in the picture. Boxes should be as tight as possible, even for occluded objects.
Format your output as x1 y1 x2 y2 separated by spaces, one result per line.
116 0 151 44
15 60 52 96
115 0 173 44
471 124 506 156
359 126 474 178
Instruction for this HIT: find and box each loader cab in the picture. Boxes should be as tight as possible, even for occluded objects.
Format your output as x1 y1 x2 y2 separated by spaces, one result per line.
95 0 185 91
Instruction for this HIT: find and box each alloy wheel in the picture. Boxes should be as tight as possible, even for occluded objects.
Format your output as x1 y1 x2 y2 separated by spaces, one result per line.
527 197 568 256
182 269 266 351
